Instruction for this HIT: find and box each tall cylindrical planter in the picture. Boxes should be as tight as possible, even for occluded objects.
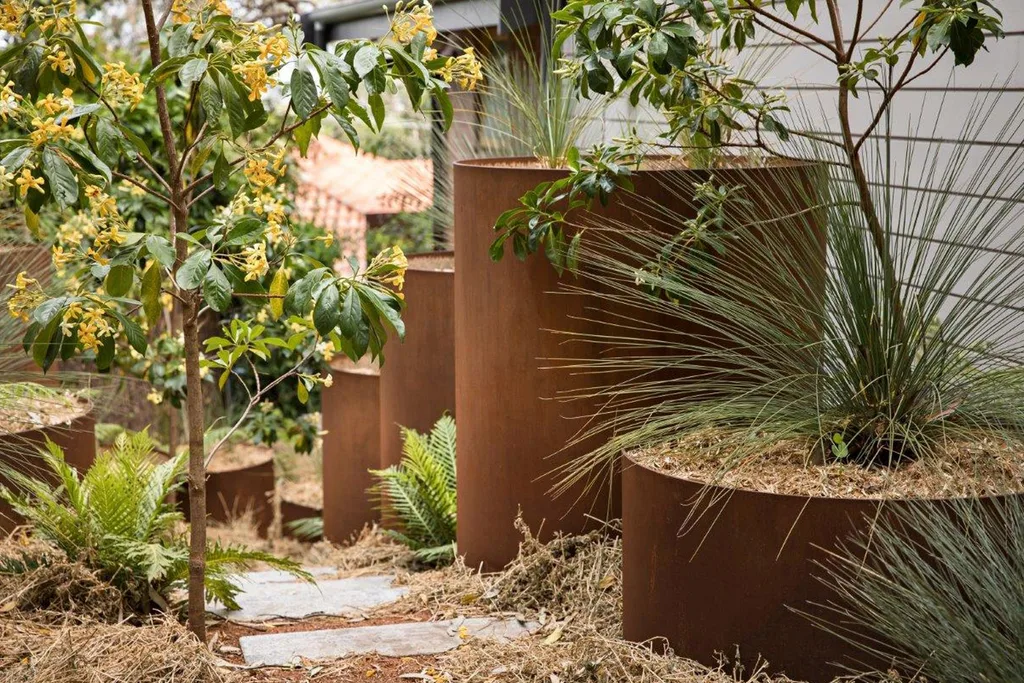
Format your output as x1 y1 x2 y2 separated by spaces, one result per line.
621 455 1021 682
0 397 96 532
454 158 824 570
378 253 455 469
321 358 380 543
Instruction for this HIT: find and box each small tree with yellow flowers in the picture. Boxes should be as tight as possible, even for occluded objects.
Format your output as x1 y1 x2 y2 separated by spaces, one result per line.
1 0 477 638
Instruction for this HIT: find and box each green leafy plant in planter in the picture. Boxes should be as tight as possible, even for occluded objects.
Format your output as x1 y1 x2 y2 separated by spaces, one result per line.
0 0 473 638
370 414 456 564
812 496 1024 682
0 430 308 614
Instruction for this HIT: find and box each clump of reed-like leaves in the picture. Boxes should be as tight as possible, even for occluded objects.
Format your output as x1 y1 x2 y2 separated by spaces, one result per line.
811 496 1024 682
551 92 1024 494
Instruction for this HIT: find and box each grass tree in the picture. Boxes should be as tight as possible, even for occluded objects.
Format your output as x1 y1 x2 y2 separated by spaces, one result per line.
0 0 475 638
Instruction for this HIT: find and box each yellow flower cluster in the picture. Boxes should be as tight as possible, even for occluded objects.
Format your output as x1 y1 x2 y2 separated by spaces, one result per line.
252 191 287 243
31 0 76 34
0 0 26 34
38 88 75 116
15 167 44 197
242 150 285 192
61 299 115 353
84 186 128 263
102 62 145 109
389 1 437 46
259 34 291 67
436 47 482 91
233 60 275 102
171 0 230 25
29 116 75 147
6 271 43 322
45 49 75 76
366 245 408 292
0 81 20 121
241 241 269 281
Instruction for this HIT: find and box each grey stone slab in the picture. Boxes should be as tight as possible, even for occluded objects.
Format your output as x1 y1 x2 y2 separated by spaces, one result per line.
209 574 407 621
240 617 539 666
239 567 339 585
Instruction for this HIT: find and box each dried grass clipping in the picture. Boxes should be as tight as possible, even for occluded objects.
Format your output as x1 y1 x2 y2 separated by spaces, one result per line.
0 617 235 683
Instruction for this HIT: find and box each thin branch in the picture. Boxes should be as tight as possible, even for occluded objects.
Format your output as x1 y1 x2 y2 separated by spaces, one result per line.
741 1 841 58
205 350 316 467
112 171 175 205
749 15 838 63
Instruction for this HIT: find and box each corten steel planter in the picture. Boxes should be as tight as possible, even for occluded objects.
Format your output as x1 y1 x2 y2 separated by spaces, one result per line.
281 498 323 540
620 455 1021 682
378 252 455 469
454 158 825 571
182 445 275 537
0 398 96 532
321 358 380 543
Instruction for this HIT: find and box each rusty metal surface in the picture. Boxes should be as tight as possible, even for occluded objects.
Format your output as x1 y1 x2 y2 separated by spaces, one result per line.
0 409 96 532
378 252 455 469
205 459 275 536
281 499 323 540
622 456 981 682
453 158 825 571
321 363 380 544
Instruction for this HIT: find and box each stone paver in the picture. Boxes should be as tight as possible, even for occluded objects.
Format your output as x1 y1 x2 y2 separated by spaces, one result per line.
209 574 407 621
238 567 339 585
240 617 539 666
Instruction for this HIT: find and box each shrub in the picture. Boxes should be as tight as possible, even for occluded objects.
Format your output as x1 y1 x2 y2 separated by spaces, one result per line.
370 415 456 564
0 430 309 614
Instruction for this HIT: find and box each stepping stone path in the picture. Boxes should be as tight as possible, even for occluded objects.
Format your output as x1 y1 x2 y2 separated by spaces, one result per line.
209 569 408 621
216 568 538 667
240 617 539 666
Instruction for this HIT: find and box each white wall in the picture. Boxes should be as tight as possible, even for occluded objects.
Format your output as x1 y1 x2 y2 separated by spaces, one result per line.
588 1 1024 327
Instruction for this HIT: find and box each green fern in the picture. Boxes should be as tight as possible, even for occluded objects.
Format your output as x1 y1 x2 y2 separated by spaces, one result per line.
370 415 457 564
0 429 309 614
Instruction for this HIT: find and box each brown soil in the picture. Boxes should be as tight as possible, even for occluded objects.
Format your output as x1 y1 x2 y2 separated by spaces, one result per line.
207 442 275 474
329 356 379 377
0 392 90 435
407 253 453 272
631 428 1024 499
280 480 322 509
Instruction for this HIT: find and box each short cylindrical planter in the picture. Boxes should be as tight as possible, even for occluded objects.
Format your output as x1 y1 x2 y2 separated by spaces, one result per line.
378 252 455 469
454 158 824 570
281 497 323 541
620 455 1019 682
0 396 96 532
321 358 380 543
187 443 275 537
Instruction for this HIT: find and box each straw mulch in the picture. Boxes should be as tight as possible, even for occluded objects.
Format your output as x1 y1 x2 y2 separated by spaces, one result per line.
0 537 235 683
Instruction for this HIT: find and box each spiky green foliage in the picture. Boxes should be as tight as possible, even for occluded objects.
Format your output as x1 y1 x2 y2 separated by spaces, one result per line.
285 515 324 541
551 92 1024 495
370 415 456 563
0 430 309 613
811 497 1024 681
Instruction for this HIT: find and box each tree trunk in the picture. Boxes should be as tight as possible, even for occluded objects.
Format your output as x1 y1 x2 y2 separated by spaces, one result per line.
183 292 207 640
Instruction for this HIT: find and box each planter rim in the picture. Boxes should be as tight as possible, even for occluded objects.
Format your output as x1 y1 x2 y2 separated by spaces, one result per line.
281 495 323 513
624 450 1024 504
329 357 380 376
0 394 93 438
207 444 274 474
407 250 454 273
454 156 820 173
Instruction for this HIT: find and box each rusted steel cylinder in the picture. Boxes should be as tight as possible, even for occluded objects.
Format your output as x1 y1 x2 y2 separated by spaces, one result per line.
183 444 276 537
378 252 455 469
621 455 1020 682
0 400 96 532
321 358 380 544
453 158 825 571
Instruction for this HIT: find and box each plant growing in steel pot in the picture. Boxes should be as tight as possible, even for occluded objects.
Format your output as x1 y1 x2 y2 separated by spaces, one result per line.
453 1 825 571
531 1 1024 681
